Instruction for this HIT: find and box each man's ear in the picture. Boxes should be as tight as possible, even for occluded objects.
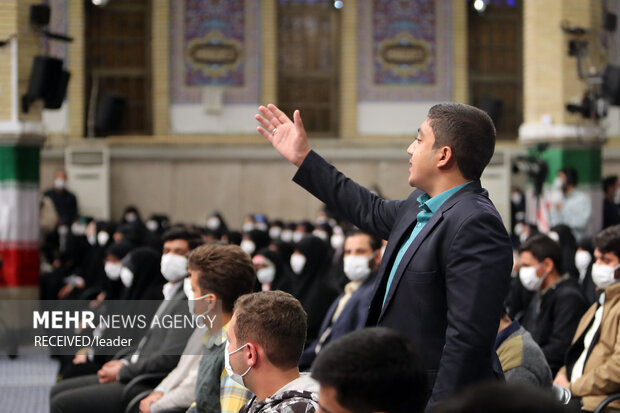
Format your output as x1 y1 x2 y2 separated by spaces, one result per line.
436 146 455 169
542 257 555 275
246 342 259 367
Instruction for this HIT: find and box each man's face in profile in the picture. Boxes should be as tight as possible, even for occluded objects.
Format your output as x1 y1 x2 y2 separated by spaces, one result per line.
406 118 437 189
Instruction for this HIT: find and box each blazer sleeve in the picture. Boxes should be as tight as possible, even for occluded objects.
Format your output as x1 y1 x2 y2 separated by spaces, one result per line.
293 150 403 241
429 211 512 406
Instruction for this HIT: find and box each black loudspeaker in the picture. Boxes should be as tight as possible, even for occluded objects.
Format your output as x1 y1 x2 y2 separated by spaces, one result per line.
23 55 69 112
603 65 620 106
604 11 617 32
29 4 50 26
44 69 70 109
94 92 127 137
477 95 504 128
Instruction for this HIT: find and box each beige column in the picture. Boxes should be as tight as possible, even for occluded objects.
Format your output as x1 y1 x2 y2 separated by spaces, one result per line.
67 0 84 137
339 0 357 139
261 0 278 105
453 0 468 104
152 0 170 136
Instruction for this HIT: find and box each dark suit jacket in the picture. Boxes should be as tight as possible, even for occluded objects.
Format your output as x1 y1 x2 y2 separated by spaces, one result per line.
293 150 513 410
299 274 378 370
118 285 194 382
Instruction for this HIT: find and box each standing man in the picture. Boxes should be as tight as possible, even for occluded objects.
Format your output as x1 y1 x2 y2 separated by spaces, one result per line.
255 102 513 410
43 170 78 226
548 168 592 242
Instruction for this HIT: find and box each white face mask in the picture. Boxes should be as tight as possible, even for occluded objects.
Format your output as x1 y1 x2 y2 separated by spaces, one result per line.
553 176 564 191
120 267 134 287
331 234 345 250
104 261 122 280
206 216 221 230
293 231 304 243
511 192 523 205
343 255 373 282
256 266 276 284
290 254 306 275
575 250 592 274
591 263 620 289
71 223 86 236
124 212 137 223
240 240 256 255
146 220 158 232
280 230 293 243
269 227 282 240
97 231 110 247
224 341 251 387
54 178 66 190
87 234 97 246
161 253 188 282
548 231 560 243
519 265 547 291
255 222 268 231
242 222 254 233
312 230 328 241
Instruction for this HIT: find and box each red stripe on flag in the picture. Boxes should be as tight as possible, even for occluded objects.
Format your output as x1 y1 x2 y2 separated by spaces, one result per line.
0 248 39 287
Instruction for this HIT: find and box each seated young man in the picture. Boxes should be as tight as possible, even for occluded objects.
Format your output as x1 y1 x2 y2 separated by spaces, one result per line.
311 327 427 413
50 228 204 413
228 290 319 413
299 230 382 370
517 234 588 375
554 225 620 412
185 244 257 413
495 310 552 387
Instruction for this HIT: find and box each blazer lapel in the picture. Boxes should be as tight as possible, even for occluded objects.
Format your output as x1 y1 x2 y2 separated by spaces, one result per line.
378 210 445 322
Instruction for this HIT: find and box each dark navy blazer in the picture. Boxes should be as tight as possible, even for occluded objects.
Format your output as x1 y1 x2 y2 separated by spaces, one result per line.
293 150 513 411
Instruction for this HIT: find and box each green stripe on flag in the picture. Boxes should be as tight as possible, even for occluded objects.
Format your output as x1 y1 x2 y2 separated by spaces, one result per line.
0 146 40 184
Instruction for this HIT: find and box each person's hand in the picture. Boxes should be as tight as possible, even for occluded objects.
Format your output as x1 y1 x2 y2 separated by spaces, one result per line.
139 391 164 413
553 371 570 388
73 353 87 364
57 284 74 299
97 360 123 383
255 104 310 167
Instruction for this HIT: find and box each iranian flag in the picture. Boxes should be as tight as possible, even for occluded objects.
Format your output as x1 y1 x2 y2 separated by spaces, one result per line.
0 145 40 287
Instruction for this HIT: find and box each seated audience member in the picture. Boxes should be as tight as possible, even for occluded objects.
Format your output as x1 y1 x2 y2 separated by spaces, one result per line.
433 382 576 413
603 175 620 229
229 291 319 412
311 327 427 413
517 234 588 375
554 225 620 412
186 244 256 413
299 230 381 370
496 310 552 387
49 246 193 413
252 248 294 293
289 235 340 345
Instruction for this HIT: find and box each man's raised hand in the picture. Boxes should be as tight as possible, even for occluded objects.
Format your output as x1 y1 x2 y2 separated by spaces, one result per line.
255 104 310 167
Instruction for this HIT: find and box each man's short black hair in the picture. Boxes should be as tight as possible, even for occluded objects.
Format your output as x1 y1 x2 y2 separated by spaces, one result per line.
161 226 204 250
312 327 427 413
518 234 564 274
344 229 382 251
594 225 620 258
427 103 496 181
560 167 578 187
603 175 618 192
433 382 573 413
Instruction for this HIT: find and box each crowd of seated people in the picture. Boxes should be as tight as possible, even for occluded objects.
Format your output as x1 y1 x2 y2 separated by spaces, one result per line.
37 193 620 413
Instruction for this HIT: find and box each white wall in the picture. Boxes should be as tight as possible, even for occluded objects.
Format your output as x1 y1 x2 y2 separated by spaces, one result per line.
357 101 443 135
170 104 260 134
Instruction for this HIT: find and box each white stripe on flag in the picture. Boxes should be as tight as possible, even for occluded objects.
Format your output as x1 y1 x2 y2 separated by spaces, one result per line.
0 187 40 242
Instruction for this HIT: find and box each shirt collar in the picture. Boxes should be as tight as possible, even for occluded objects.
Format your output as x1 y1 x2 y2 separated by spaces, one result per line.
417 181 472 214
